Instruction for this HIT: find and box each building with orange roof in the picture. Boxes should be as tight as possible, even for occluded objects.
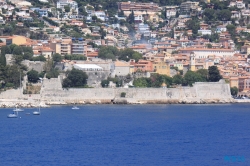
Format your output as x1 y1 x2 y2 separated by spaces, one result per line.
130 44 148 54
131 59 153 72
0 35 31 46
153 60 170 76
115 60 131 76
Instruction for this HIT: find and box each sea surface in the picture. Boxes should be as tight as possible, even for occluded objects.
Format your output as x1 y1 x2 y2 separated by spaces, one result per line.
0 104 249 166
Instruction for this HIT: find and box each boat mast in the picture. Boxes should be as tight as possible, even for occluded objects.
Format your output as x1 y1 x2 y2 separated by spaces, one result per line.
20 71 22 98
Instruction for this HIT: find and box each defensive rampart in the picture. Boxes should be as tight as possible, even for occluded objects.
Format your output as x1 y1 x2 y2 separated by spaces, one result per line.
39 78 233 104
0 77 234 107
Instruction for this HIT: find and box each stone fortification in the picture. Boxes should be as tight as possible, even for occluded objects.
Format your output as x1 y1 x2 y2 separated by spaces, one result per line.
0 77 234 107
39 78 233 105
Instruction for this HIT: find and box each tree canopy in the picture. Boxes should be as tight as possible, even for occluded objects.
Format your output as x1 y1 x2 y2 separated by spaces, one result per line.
208 66 222 82
185 19 200 35
52 53 63 62
27 69 39 83
230 86 238 96
62 68 88 88
98 46 143 62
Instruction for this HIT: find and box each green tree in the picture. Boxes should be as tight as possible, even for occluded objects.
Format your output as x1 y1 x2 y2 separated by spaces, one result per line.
217 9 231 21
98 46 119 60
31 55 46 61
173 74 183 85
118 48 143 62
64 5 70 12
4 65 23 88
12 46 23 55
14 55 24 65
196 69 208 81
92 15 98 22
0 54 6 66
46 68 59 79
27 69 39 83
127 10 134 24
226 24 236 38
132 52 143 62
206 43 212 48
63 68 88 87
133 77 149 87
230 86 238 96
23 52 33 60
208 66 222 82
203 8 216 22
185 19 200 34
9 44 17 53
52 53 62 62
101 79 109 88
1 45 11 56
183 71 203 86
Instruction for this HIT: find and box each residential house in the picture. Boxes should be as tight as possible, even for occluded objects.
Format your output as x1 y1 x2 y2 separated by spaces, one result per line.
115 60 131 76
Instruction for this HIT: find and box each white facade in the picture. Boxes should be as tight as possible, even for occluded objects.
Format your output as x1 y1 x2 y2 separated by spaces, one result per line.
57 0 78 14
94 11 106 21
198 29 212 35
134 15 144 23
236 1 245 8
216 26 227 33
179 48 235 59
166 9 176 18
73 64 103 71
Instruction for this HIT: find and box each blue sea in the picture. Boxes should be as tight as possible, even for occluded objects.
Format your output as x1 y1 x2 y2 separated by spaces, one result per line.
0 104 249 165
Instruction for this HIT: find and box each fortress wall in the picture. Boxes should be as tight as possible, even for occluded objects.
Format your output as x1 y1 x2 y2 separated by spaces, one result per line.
0 88 22 99
41 77 62 90
0 77 232 104
41 88 115 101
194 82 231 99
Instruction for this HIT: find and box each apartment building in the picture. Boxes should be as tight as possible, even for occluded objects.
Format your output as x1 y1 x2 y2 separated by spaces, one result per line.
179 48 235 58
71 38 85 55
118 2 159 12
180 1 199 12
57 0 78 14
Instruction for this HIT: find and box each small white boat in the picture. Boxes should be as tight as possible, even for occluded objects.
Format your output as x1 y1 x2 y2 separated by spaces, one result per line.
7 111 18 118
33 105 41 115
72 106 79 110
13 105 24 112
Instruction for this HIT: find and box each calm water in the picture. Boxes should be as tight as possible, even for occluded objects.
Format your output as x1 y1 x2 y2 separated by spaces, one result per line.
0 104 249 165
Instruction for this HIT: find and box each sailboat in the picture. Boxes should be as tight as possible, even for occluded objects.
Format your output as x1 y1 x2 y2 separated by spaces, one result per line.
72 100 79 110
13 105 24 112
7 111 18 118
33 104 41 115
72 105 79 110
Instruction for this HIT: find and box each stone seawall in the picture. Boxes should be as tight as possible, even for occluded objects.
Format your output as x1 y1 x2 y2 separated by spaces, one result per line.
0 78 235 107
39 78 234 105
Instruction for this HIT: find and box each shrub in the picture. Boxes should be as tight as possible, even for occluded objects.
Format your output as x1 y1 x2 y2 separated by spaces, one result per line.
6 83 14 87
120 92 126 97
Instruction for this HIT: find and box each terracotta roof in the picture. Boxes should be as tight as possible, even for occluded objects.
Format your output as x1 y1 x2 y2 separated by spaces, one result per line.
115 60 130 67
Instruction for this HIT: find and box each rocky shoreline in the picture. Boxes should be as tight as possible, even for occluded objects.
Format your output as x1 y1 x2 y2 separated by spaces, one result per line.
0 98 242 108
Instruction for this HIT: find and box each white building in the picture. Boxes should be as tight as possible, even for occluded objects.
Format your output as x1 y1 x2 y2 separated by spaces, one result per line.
166 9 176 18
73 64 103 71
134 14 144 23
57 0 78 14
179 48 235 58
216 26 227 33
94 11 106 21
198 29 212 35
236 0 245 8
